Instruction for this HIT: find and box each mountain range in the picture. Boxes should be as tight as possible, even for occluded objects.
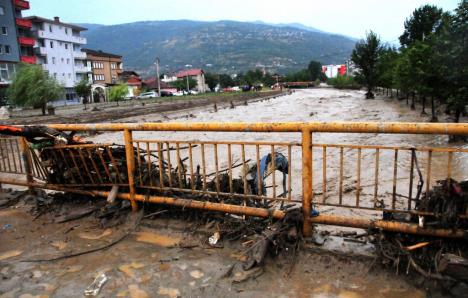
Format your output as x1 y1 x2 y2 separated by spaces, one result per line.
80 20 356 76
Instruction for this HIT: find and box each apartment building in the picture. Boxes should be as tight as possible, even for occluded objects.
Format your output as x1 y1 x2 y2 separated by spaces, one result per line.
83 48 123 85
27 16 88 100
0 0 35 86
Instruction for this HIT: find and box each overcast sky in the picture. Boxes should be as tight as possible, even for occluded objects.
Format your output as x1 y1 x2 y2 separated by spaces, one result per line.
26 0 459 42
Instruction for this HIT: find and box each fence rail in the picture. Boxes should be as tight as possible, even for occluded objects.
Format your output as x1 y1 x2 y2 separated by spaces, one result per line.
0 121 467 238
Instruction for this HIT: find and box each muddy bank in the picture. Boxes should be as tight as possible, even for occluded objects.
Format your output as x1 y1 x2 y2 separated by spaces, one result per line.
0 91 284 125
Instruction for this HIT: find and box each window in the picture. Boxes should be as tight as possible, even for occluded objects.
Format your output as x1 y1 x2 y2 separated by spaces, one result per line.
68 73 71 78
94 74 105 81
65 28 68 34
1 27 7 35
66 58 69 64
52 57 56 64
49 25 52 32
50 41 54 48
62 73 65 77
61 58 64 63
59 42 62 46
0 6 4 15
0 45 2 54
65 44 68 50
53 73 57 78
4 45 10 54
39 40 45 47
111 63 116 69
92 62 104 69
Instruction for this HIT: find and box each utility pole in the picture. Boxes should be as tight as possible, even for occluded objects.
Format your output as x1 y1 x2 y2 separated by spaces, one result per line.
155 57 161 97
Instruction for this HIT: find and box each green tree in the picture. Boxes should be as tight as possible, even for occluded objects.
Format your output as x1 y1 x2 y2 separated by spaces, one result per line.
307 60 325 81
394 50 415 108
75 79 92 109
108 84 128 105
170 78 197 91
399 4 444 48
219 74 234 88
376 46 399 97
441 0 467 124
7 63 63 115
204 73 218 91
351 31 383 99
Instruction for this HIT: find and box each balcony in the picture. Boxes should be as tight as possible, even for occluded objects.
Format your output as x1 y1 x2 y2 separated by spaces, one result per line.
36 30 86 44
20 55 36 64
18 36 35 47
16 18 32 29
14 0 30 10
73 51 87 59
74 64 91 73
34 46 47 56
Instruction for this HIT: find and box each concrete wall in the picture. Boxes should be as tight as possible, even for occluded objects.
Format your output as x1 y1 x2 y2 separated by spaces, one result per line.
0 0 20 63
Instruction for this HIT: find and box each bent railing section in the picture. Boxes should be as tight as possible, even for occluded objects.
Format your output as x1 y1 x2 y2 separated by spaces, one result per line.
0 121 467 238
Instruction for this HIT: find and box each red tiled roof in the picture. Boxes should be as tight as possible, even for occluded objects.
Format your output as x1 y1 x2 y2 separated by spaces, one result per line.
175 69 203 78
143 77 171 89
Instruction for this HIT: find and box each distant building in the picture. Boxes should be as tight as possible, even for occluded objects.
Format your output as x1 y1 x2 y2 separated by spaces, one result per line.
83 49 123 85
28 16 88 100
0 0 35 87
119 70 142 98
322 64 347 78
174 69 207 93
143 77 177 94
82 49 123 103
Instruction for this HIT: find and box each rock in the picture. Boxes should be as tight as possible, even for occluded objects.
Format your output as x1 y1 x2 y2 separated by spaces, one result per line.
0 106 10 119
158 287 180 298
190 270 204 279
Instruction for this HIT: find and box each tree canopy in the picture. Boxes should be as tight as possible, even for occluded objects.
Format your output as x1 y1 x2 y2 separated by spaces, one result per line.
7 63 63 115
351 31 383 98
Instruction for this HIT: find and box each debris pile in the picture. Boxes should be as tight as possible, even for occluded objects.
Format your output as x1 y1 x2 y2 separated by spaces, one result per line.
374 179 468 289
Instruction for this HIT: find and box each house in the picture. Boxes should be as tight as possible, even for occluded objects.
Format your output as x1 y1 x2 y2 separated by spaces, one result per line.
119 70 142 98
82 48 123 102
28 15 88 100
143 77 177 94
82 48 123 85
174 68 207 93
0 0 35 88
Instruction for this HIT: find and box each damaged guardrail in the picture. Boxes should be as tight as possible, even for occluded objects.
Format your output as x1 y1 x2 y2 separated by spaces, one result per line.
0 121 467 238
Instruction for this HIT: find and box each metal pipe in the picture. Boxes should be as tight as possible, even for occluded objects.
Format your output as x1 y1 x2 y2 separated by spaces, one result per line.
302 129 313 237
44 121 468 135
308 214 466 239
124 129 138 211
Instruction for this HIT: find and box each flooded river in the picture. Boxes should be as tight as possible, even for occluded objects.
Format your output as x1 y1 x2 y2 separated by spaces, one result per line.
91 88 467 218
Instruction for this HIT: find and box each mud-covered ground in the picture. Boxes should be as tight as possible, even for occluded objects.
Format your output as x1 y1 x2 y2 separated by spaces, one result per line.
0 91 283 125
0 191 427 298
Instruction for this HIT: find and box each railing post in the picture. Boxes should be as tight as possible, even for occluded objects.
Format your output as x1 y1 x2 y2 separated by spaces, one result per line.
19 137 34 195
302 129 313 237
124 129 138 211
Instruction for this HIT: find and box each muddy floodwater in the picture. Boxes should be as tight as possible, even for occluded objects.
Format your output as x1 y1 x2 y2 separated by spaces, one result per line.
91 88 468 221
2 88 465 298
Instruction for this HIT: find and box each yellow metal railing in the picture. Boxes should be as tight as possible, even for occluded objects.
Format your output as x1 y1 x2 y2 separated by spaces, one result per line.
0 121 467 238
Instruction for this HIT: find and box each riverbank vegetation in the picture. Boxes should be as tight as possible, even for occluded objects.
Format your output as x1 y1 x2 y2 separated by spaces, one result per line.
350 1 467 124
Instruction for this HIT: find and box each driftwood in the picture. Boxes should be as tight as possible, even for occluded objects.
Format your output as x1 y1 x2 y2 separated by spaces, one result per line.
438 254 468 283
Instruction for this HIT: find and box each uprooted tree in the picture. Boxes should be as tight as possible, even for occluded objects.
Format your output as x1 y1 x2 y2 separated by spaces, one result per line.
7 63 63 115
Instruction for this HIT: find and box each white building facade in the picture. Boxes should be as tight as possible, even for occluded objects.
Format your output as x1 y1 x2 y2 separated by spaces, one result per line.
27 16 89 100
